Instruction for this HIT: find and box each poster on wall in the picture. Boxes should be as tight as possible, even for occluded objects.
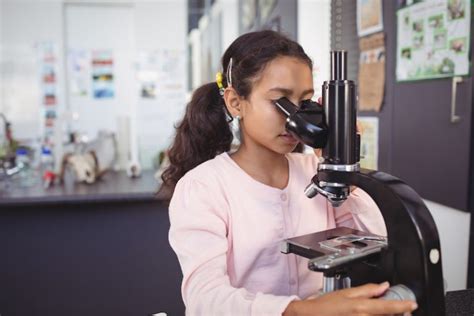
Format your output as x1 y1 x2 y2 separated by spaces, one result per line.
357 0 384 37
161 49 186 96
135 51 159 99
68 49 89 97
36 41 58 144
135 49 186 169
358 32 385 112
135 49 186 102
45 109 57 127
38 44 57 107
92 50 115 99
396 0 471 81
357 116 379 170
43 83 57 106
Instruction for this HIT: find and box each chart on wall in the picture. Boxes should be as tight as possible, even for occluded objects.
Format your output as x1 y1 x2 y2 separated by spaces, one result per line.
357 116 379 170
396 0 471 81
91 50 115 99
134 49 187 169
36 41 58 145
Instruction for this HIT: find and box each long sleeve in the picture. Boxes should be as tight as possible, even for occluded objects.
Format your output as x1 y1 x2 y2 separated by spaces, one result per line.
168 175 298 316
333 188 387 236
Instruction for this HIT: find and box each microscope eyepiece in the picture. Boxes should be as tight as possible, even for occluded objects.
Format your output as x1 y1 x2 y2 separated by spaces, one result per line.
273 97 328 149
330 50 347 81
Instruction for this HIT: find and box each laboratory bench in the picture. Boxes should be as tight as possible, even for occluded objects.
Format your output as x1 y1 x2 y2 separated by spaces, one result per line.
0 170 184 316
1 171 473 315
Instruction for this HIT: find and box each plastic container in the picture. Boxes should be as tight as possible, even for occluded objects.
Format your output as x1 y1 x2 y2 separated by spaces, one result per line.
40 147 54 173
15 148 35 187
40 147 55 188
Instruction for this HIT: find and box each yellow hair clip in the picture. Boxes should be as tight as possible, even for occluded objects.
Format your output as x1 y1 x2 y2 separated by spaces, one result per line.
216 72 224 95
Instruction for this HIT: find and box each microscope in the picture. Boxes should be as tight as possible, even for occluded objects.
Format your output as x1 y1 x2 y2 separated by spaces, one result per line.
274 51 445 315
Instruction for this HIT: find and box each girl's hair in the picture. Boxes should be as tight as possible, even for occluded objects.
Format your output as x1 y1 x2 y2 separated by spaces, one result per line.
159 30 312 198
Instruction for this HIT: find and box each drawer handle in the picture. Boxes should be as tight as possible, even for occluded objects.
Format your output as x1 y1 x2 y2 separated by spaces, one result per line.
451 76 464 123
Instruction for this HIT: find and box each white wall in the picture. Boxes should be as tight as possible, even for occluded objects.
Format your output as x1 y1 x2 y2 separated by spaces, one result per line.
65 4 136 138
134 0 187 168
297 0 331 98
1 0 64 140
188 0 238 91
0 0 4 115
220 0 239 54
191 0 327 93
188 28 201 91
424 199 471 291
1 0 187 169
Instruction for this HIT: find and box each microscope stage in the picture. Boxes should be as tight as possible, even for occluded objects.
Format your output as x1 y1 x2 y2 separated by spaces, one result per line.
281 227 387 272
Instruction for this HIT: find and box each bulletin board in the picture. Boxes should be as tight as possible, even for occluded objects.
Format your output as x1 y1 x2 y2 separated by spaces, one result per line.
396 0 471 81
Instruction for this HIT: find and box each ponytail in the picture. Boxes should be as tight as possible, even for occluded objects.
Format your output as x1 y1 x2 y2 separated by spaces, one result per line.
159 82 233 198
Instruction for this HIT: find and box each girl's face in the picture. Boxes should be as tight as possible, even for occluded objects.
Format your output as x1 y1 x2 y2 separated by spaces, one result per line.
240 56 314 154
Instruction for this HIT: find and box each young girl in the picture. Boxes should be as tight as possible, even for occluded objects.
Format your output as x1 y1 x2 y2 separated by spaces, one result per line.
163 30 417 315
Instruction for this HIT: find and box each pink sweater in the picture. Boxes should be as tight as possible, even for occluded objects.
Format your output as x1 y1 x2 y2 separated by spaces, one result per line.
169 152 386 315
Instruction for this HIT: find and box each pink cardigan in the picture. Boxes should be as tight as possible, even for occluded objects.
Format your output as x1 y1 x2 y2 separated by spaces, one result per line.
169 152 386 315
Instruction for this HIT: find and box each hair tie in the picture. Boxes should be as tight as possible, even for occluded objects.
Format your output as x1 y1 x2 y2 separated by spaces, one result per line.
216 72 224 96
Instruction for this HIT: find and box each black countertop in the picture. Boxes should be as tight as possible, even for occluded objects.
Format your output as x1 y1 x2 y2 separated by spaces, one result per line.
0 170 162 206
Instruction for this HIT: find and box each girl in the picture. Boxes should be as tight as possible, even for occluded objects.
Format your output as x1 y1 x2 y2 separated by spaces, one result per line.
162 30 417 315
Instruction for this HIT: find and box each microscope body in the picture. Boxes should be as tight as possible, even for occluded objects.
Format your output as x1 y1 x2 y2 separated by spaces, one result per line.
314 169 445 315
275 51 445 315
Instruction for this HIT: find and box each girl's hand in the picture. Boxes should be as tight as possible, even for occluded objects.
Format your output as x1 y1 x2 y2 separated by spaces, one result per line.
283 282 418 316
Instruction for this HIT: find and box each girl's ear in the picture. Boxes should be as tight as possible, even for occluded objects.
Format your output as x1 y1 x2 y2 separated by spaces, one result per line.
223 87 242 118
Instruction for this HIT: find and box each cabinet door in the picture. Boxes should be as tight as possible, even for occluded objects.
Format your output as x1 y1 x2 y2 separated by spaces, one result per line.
387 2 473 212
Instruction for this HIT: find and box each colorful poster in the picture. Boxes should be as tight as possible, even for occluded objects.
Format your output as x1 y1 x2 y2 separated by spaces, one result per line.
92 50 114 99
357 0 384 37
38 44 57 107
36 41 58 144
43 83 57 106
357 116 379 170
45 109 57 127
396 0 471 81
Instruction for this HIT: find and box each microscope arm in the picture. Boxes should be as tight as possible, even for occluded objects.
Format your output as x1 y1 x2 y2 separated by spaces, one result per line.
315 168 445 315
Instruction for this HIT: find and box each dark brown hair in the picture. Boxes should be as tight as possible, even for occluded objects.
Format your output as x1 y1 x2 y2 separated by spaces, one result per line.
159 30 312 198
